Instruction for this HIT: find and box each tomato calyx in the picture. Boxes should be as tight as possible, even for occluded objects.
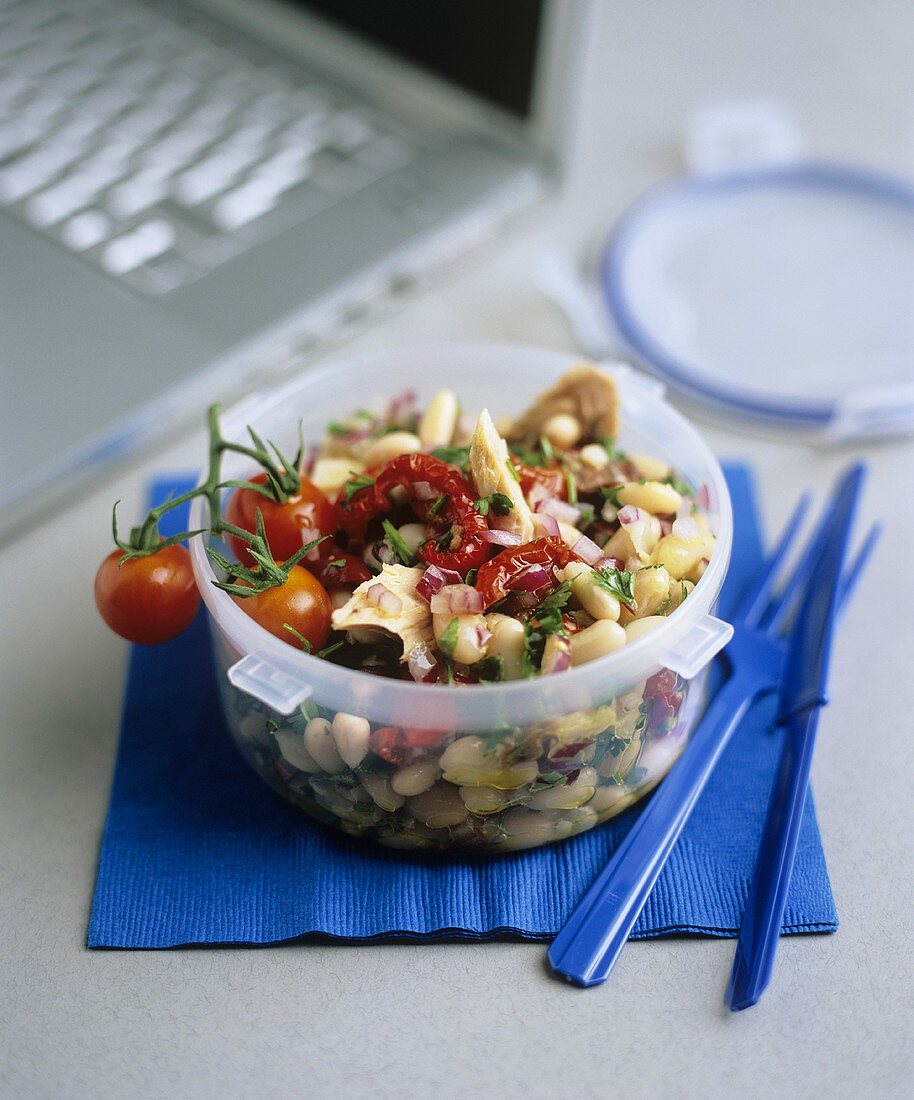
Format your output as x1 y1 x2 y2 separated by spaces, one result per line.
206 509 329 599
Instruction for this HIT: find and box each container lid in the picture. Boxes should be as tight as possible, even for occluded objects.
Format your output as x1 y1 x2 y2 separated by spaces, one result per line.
600 163 914 440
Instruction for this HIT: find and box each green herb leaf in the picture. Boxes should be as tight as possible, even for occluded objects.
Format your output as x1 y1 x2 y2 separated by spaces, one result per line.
521 582 572 675
326 421 348 437
434 526 456 551
476 654 504 683
464 567 478 586
429 492 449 516
476 491 514 517
342 473 375 504
529 770 568 792
564 469 578 505
601 438 627 462
381 518 418 566
283 623 312 652
438 617 459 661
505 457 521 483
599 484 623 508
300 700 320 721
538 434 555 464
667 474 691 496
592 565 636 606
430 444 470 468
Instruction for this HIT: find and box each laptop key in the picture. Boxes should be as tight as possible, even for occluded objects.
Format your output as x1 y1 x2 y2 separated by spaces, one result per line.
60 208 112 251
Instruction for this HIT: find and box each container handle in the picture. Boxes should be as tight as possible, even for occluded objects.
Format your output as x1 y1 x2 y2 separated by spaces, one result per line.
227 655 313 715
659 614 733 680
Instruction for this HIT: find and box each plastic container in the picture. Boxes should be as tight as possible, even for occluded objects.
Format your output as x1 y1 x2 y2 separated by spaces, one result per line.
189 343 733 853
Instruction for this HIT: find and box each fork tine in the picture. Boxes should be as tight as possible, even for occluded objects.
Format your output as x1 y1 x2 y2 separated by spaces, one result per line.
766 518 882 634
737 491 812 627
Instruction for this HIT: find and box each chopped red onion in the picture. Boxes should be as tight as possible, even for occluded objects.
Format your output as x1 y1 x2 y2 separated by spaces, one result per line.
510 565 552 592
526 482 552 508
484 528 523 547
541 638 571 675
375 542 395 566
407 642 437 682
474 625 493 649
415 564 463 601
537 497 581 524
413 481 437 501
672 515 700 541
430 584 484 615
596 556 624 572
571 532 604 566
695 484 710 510
387 389 417 424
533 513 561 538
660 518 673 537
618 504 641 526
366 583 403 615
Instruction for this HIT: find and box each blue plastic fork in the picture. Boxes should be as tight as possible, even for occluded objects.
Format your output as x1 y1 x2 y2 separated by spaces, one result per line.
548 471 876 988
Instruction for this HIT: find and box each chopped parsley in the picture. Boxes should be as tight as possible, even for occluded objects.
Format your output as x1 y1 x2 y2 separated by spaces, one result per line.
505 457 521 483
438 617 459 661
326 421 348 437
434 526 456 551
599 484 623 508
476 654 504 683
326 558 346 569
381 518 417 566
430 444 470 468
521 582 572 676
342 472 375 504
283 626 345 659
592 564 636 606
539 434 556 464
429 492 449 516
529 770 568 792
667 474 691 496
565 470 578 505
601 438 627 462
464 567 478 586
475 492 514 517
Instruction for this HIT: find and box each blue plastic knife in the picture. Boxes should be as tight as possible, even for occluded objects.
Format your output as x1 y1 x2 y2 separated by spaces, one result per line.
726 462 867 1011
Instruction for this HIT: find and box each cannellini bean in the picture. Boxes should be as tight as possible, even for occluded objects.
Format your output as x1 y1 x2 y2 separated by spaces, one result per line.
590 784 638 814
361 430 422 468
485 613 526 680
620 565 671 624
624 616 666 643
528 767 597 810
397 522 427 556
407 782 467 828
460 785 513 815
579 443 610 468
274 729 321 773
311 457 362 496
433 612 488 664
418 389 459 448
561 561 621 621
331 712 370 768
600 497 618 523
500 807 557 845
542 412 583 448
563 806 598 836
360 773 406 812
604 511 661 561
628 452 671 481
439 736 539 788
569 619 627 666
617 479 683 515
666 578 695 611
651 535 703 579
389 762 440 797
304 717 346 773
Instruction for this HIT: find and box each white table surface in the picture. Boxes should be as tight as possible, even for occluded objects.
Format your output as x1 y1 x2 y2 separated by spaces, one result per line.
3 4 914 1097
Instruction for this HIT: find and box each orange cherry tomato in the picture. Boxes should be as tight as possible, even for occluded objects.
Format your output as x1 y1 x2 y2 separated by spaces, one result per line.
225 472 337 566
234 563 332 650
94 544 200 645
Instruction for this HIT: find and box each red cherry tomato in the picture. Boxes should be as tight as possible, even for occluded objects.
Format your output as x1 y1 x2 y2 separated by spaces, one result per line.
234 563 332 650
225 472 337 566
94 544 200 645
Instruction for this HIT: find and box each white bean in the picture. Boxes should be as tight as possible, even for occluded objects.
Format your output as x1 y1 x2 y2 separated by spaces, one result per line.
624 616 666 643
617 480 683 515
407 782 467 828
528 767 597 810
360 773 406 812
579 443 610 468
569 620 627 666
619 565 671 624
651 535 703 579
331 712 370 768
484 613 526 680
439 736 539 788
460 785 513 815
391 761 440 797
542 412 583 448
433 612 488 665
628 452 671 481
397 522 427 556
274 729 321 773
561 561 621 621
304 717 346 773
418 389 459 448
311 457 362 496
361 430 422 468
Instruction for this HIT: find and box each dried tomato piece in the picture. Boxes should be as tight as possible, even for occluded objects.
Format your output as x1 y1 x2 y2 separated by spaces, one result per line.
369 725 442 765
516 462 567 501
474 536 576 609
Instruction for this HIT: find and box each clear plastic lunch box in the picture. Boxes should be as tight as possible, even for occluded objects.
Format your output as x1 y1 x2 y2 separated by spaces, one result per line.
189 343 733 853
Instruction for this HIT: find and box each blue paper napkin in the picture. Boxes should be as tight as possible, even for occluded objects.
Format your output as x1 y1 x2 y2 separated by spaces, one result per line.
87 464 837 948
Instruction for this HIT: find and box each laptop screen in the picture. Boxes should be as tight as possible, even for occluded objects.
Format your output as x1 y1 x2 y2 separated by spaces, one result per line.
291 0 545 118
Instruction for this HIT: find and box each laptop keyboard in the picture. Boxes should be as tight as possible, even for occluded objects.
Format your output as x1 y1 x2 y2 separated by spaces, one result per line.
0 0 415 294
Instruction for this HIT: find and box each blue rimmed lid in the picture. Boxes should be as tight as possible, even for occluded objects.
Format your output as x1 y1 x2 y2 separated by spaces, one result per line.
600 163 914 440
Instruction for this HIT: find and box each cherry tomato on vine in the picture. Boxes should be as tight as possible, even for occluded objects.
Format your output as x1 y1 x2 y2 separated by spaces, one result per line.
234 563 332 650
94 544 200 645
225 472 337 566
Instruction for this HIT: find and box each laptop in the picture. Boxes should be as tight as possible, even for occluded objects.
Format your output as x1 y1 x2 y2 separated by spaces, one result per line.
0 0 590 540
